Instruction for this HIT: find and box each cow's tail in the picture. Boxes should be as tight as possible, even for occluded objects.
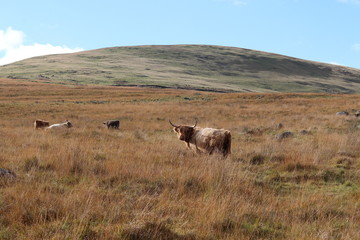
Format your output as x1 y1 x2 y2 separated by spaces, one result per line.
223 131 232 158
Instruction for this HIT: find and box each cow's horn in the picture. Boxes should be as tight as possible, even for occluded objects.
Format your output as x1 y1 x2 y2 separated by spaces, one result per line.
169 120 179 128
192 121 197 128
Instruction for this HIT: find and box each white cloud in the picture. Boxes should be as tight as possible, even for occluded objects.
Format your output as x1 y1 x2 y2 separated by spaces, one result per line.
0 27 83 66
0 27 24 51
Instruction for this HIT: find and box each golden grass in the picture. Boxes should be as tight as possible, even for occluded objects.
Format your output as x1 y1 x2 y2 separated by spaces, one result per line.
0 79 359 239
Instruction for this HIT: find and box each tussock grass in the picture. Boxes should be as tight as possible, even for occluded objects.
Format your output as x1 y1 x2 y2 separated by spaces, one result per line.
0 79 359 239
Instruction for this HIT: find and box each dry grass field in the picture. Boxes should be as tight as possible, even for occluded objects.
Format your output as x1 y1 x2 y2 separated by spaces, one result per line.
0 79 359 239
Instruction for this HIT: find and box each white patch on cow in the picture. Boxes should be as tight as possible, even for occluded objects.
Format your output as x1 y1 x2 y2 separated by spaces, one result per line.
46 120 72 130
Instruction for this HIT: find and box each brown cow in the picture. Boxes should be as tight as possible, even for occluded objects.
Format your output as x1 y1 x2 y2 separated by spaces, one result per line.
103 120 120 129
34 119 50 129
169 120 231 157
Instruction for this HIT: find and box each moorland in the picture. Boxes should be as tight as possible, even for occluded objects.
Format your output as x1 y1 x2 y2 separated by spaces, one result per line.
0 78 359 239
1 45 360 93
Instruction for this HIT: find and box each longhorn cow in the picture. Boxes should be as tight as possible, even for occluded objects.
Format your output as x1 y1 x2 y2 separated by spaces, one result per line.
169 120 231 157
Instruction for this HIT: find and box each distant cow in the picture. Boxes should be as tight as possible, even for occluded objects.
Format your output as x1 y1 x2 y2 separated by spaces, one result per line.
34 119 50 129
103 120 120 129
169 120 231 157
336 111 349 116
354 110 360 117
46 120 73 130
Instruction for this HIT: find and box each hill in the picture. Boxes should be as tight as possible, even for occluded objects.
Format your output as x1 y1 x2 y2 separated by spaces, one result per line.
1 45 360 93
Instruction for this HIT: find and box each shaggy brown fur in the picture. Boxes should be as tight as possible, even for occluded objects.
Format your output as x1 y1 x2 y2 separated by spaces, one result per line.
170 121 231 158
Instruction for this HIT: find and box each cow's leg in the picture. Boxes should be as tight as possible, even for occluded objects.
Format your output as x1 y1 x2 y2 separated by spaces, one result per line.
208 147 215 155
191 140 202 154
194 145 202 154
187 141 201 154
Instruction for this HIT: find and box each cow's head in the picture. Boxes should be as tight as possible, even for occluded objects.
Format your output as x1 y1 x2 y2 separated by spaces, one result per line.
65 120 73 128
169 120 197 142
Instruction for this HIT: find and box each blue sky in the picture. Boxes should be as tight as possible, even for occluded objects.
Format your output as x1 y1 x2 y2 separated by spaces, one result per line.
1 0 360 69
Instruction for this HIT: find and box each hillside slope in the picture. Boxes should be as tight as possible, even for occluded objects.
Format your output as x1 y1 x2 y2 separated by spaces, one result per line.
1 45 360 93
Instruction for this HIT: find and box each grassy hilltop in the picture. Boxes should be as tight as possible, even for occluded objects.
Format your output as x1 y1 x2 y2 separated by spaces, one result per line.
0 79 359 239
1 45 360 93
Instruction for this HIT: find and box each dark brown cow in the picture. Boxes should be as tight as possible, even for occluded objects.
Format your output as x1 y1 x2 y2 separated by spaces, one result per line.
34 119 50 129
169 120 231 157
103 120 120 129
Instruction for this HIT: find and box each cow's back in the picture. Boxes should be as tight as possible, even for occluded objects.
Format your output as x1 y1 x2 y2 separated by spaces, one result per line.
105 120 120 129
194 128 230 149
34 120 49 129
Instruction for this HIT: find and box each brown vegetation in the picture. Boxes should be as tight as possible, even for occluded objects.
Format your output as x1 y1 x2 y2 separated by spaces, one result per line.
2 45 360 93
0 79 359 239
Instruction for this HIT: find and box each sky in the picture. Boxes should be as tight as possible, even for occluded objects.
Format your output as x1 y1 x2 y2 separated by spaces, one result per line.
1 0 360 69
